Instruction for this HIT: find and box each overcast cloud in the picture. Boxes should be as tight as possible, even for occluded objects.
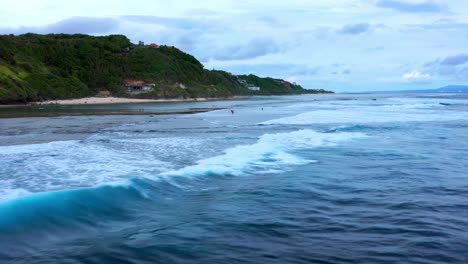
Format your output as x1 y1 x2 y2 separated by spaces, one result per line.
1 0 467 92
375 0 446 13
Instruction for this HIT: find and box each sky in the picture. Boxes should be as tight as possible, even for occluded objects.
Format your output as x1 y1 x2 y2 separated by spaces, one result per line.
1 0 467 92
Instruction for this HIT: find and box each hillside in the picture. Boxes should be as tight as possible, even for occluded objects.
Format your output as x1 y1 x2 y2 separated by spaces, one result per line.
0 34 331 104
238 74 333 95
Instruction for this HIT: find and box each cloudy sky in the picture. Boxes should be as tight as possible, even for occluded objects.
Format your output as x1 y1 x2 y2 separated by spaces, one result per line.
1 0 467 92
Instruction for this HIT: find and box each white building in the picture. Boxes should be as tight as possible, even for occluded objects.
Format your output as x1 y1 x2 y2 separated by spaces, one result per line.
248 86 260 91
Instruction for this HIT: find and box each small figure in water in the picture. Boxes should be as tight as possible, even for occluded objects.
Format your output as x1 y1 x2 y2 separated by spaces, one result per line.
230 109 234 114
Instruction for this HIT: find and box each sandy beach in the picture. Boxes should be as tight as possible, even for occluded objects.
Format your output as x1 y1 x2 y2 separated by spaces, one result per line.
0 96 248 117
33 96 221 105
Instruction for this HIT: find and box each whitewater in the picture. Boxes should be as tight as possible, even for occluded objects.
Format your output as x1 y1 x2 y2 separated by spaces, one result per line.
1 93 467 263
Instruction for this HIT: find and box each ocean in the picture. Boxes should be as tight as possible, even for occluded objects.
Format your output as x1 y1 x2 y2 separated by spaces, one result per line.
1 93 467 263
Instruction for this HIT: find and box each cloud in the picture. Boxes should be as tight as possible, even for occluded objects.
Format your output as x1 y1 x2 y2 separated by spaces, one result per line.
46 17 119 34
217 63 321 78
293 66 321 76
402 71 431 83
0 0 464 92
424 54 468 81
404 20 468 33
184 9 218 17
119 15 285 62
338 23 371 35
440 54 468 66
375 0 446 13
257 16 284 27
207 38 284 61
120 15 212 30
367 46 385 51
0 17 119 35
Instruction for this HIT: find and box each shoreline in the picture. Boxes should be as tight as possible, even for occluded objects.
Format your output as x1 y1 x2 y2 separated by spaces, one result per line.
0 96 247 118
0 94 330 118
0 94 333 107
0 107 224 119
0 96 250 108
35 96 248 106
0 93 336 108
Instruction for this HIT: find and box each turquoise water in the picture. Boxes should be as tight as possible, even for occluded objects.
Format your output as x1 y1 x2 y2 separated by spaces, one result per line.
1 94 468 263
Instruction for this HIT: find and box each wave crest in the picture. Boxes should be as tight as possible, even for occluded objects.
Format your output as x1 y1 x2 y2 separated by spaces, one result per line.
163 129 367 177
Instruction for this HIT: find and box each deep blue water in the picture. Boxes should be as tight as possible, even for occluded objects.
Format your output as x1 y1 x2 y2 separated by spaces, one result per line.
1 94 468 263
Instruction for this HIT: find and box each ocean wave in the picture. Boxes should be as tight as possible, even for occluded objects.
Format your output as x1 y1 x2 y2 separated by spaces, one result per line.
163 129 367 177
0 178 149 232
0 129 367 235
0 188 32 203
260 108 468 125
387 97 468 106
0 137 188 201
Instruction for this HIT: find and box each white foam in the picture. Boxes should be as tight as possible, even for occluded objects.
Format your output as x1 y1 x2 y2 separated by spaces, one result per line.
284 97 465 112
0 188 32 203
261 106 468 125
0 136 206 199
163 129 366 177
387 97 468 106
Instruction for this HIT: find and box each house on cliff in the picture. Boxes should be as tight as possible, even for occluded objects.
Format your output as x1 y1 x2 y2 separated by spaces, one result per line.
246 84 260 91
235 76 261 91
124 79 155 94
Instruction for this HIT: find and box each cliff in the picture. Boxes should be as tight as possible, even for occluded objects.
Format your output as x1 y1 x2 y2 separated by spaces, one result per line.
0 34 332 103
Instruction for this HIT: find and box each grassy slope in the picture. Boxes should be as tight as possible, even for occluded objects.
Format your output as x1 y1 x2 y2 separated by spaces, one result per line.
0 34 331 104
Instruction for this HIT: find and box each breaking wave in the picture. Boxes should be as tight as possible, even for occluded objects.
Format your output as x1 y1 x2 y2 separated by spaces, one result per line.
163 129 367 177
0 129 366 224
261 108 467 125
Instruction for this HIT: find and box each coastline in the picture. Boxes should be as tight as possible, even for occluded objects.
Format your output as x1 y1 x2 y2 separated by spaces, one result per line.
0 94 330 118
35 96 247 106
0 93 336 108
0 96 250 108
0 96 249 118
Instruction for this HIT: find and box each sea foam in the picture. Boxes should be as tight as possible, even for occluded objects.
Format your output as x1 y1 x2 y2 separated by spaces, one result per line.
0 138 173 200
261 107 468 125
163 129 367 177
0 189 32 203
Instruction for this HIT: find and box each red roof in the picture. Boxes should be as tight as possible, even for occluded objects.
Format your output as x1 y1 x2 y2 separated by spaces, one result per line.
124 79 145 85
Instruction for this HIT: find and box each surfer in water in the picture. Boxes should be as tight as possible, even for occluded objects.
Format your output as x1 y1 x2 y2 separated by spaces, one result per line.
230 109 234 114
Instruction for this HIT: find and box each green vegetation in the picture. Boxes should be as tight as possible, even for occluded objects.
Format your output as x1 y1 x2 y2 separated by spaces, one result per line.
238 74 333 95
0 33 332 104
